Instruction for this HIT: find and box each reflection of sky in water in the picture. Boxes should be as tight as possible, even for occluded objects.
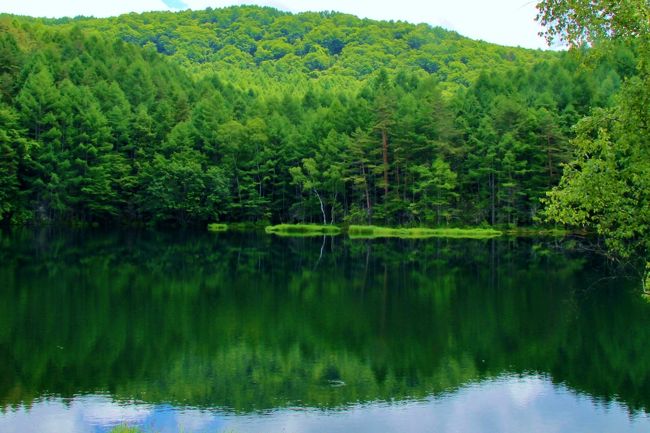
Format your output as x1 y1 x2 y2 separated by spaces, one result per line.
1 376 648 433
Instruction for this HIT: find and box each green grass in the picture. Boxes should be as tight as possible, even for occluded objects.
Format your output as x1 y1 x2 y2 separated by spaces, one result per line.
347 225 502 239
207 223 228 232
265 224 342 237
228 221 267 231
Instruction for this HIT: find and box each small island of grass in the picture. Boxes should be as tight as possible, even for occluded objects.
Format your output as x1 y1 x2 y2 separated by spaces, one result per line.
207 223 228 232
265 224 342 237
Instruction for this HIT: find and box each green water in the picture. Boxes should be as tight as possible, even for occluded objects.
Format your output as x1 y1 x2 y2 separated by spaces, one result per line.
0 229 648 433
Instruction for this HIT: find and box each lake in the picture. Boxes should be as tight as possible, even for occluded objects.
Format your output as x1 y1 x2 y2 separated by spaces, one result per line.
0 229 649 433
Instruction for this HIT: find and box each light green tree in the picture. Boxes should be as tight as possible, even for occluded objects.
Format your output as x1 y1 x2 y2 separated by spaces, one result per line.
290 158 328 225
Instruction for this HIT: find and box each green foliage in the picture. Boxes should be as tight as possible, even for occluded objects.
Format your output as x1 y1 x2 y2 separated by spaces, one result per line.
0 104 28 224
139 149 230 225
536 0 649 46
544 97 650 257
36 6 554 91
409 157 458 225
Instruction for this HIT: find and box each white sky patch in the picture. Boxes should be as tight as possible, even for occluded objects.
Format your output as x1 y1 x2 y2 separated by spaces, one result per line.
162 0 189 9
0 0 172 18
174 410 220 431
0 402 83 433
0 0 551 49
507 376 547 408
80 397 153 425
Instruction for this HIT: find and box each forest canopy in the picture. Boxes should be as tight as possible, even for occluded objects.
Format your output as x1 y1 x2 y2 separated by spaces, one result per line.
0 6 641 228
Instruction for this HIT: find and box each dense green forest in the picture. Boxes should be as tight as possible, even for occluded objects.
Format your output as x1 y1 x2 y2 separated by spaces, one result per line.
0 5 643 231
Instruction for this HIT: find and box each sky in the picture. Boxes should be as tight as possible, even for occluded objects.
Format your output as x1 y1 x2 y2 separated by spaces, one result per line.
0 0 554 49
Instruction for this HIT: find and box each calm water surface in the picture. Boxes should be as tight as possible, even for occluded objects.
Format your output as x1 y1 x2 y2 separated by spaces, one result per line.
0 229 649 433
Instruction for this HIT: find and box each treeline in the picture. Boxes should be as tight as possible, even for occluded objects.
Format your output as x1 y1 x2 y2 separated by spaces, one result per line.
0 7 637 226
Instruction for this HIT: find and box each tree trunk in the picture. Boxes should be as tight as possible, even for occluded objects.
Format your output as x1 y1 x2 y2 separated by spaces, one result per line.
381 128 389 200
437 190 441 226
490 172 496 225
361 162 372 223
331 191 338 224
314 188 326 225
395 164 400 203
546 135 555 187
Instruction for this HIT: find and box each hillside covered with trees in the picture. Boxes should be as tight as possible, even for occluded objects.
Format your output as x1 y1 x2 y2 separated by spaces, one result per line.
0 6 641 228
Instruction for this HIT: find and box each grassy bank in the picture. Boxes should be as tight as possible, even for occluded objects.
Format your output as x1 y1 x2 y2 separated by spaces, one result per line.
265 224 342 237
347 225 503 239
207 223 228 232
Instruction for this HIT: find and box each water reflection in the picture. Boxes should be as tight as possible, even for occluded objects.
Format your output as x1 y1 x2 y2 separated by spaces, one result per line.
1 377 648 433
0 229 649 432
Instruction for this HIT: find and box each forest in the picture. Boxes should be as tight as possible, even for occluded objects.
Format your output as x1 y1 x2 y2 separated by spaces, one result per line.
0 4 647 259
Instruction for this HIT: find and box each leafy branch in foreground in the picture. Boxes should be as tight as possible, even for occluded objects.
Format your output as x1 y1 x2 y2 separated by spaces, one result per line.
536 0 650 46
538 0 650 284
